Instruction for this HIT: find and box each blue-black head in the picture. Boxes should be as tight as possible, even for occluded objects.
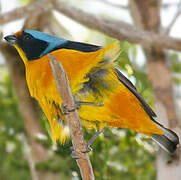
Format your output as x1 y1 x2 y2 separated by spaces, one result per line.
4 30 67 60
4 30 101 61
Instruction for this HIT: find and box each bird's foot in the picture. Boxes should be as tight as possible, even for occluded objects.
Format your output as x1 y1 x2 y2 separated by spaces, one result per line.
70 127 106 159
70 145 92 159
61 103 80 114
85 145 92 153
61 101 103 114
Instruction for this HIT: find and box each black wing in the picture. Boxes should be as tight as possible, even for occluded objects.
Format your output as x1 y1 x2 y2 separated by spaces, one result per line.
52 40 101 53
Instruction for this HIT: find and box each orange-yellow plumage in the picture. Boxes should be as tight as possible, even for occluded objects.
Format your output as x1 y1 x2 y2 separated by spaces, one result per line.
77 71 163 135
4 30 179 153
14 39 163 143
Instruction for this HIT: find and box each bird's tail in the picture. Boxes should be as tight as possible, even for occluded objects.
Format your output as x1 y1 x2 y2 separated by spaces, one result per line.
151 119 179 153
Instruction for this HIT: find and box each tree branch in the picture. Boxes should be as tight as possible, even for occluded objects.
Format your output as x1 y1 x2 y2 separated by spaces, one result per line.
48 54 95 180
1 1 181 51
54 2 181 51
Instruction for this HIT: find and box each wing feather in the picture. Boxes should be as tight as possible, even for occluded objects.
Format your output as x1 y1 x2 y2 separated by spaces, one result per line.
114 68 156 118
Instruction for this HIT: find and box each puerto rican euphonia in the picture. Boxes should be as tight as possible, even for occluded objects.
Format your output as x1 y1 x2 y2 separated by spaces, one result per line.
5 30 179 153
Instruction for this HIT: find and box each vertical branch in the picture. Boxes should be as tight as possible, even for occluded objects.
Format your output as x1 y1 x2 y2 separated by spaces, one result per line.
48 54 95 180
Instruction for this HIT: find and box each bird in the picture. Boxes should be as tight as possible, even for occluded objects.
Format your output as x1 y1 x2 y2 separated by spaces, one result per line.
5 30 179 153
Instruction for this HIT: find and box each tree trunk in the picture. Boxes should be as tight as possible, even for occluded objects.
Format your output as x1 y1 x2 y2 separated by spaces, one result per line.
130 0 181 179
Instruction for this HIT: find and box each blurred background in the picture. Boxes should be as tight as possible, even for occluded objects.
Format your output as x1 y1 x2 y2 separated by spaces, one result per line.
0 0 181 180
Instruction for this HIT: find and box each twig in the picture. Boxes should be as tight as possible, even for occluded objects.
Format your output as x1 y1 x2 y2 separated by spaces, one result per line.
48 54 95 180
164 0 181 35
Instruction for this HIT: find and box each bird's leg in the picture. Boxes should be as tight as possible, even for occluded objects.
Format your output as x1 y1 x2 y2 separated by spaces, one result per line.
61 104 79 114
86 127 106 152
61 101 103 114
62 100 105 158
76 101 104 107
70 127 106 159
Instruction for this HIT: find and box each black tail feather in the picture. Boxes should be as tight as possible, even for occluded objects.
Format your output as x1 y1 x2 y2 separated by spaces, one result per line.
152 134 178 153
151 120 179 153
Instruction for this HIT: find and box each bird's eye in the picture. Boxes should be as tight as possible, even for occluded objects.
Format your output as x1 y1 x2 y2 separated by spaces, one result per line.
23 34 33 41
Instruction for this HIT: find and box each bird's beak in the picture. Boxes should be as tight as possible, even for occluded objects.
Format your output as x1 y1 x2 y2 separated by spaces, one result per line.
4 35 17 44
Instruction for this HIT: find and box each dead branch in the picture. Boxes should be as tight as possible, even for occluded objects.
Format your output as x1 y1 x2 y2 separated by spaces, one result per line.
48 54 95 180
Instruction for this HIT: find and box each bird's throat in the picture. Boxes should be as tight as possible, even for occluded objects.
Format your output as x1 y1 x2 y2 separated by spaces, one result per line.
14 45 29 65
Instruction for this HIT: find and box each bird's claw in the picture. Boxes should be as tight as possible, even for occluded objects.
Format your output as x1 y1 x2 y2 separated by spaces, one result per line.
70 145 92 159
61 101 103 114
61 103 80 115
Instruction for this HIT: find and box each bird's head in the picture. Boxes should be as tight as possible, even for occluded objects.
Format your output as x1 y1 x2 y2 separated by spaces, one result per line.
4 30 67 63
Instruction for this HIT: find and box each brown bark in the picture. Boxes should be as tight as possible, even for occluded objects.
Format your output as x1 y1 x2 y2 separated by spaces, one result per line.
148 60 178 128
49 54 95 180
130 0 181 180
